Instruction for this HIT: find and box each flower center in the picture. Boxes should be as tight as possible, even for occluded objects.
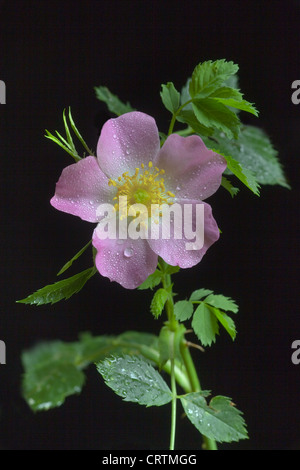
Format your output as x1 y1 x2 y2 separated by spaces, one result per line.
108 161 175 213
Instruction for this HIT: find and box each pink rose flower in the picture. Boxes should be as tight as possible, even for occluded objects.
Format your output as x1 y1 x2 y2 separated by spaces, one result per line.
50 112 226 289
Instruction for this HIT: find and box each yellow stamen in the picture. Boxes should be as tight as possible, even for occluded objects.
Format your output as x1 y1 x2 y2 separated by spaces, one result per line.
108 160 175 216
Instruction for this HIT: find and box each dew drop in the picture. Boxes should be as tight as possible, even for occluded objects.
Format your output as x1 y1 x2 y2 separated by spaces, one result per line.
124 247 134 258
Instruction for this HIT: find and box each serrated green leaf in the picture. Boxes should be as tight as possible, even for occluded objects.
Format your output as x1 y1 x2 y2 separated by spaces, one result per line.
160 82 181 113
208 306 237 341
17 267 97 305
96 355 172 406
137 270 162 290
208 126 290 189
21 331 160 411
94 86 135 116
191 303 219 346
223 153 260 195
189 289 214 301
21 341 86 411
204 294 239 314
180 393 248 443
57 240 92 276
189 60 239 99
174 300 194 322
150 288 169 319
212 97 258 116
177 109 214 136
210 86 243 100
23 361 85 411
192 98 240 139
221 176 240 197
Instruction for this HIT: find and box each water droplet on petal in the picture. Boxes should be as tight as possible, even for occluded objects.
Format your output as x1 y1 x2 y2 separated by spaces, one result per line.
124 247 134 258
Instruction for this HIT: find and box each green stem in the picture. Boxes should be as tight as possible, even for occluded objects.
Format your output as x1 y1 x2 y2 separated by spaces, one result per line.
180 341 218 451
175 126 193 137
169 357 177 450
179 340 202 392
167 99 193 135
160 261 218 450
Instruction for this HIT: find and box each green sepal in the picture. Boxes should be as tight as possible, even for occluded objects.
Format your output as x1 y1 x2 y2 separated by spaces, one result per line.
137 269 162 290
45 108 94 161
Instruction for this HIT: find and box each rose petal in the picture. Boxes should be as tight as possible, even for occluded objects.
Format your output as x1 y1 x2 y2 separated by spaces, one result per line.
50 156 114 222
147 200 220 268
155 134 226 201
96 111 160 180
92 230 158 289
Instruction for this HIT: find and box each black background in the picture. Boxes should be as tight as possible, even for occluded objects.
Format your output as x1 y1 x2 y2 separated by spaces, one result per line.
0 0 299 450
